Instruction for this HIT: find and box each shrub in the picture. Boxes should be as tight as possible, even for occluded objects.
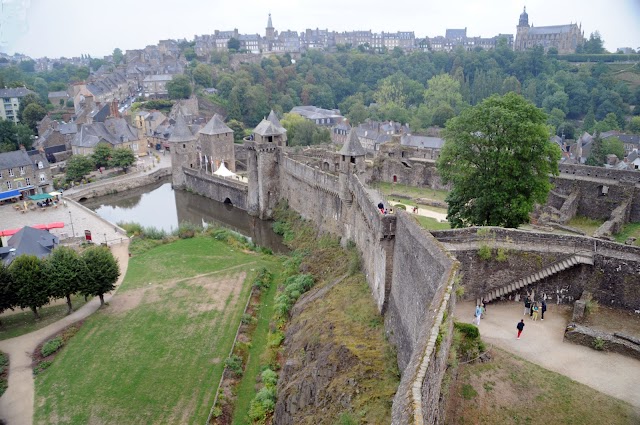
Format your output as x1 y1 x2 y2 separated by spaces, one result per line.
593 337 606 351
261 368 278 387
252 268 273 289
267 330 285 348
496 247 508 262
141 226 167 240
176 221 200 239
454 322 480 339
248 369 278 422
41 337 63 357
478 244 492 260
241 313 256 325
225 354 243 377
337 412 359 425
33 360 53 375
118 221 143 237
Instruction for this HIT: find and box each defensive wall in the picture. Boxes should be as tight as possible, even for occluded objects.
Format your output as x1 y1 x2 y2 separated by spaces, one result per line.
432 227 640 310
181 148 459 423
182 168 248 210
67 167 171 201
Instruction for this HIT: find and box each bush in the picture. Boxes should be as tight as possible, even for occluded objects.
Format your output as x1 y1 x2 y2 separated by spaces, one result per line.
267 330 285 348
261 368 278 386
252 268 273 290
225 354 243 377
478 244 492 260
33 360 53 375
593 337 606 351
454 322 480 339
41 337 63 357
176 221 201 239
241 313 256 325
118 221 143 237
248 369 278 422
142 226 167 240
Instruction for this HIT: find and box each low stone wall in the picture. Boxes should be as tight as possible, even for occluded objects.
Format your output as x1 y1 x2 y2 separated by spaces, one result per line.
281 155 340 196
66 167 171 201
564 324 640 361
183 168 248 210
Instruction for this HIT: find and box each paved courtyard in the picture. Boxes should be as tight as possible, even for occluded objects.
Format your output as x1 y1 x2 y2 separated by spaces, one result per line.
0 198 126 246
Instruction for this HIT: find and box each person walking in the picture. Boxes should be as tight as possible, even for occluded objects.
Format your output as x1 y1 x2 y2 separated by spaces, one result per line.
474 305 482 325
517 319 525 339
541 300 547 321
524 297 531 316
532 303 539 321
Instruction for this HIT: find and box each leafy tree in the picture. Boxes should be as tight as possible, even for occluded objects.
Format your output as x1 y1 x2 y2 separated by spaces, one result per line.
582 108 596 133
547 108 566 129
9 255 48 319
594 112 620 133
21 102 47 131
227 119 246 143
628 116 640 134
347 103 368 126
80 246 120 306
192 63 212 87
581 32 606 54
501 76 521 94
0 262 16 326
92 143 113 168
227 38 241 51
167 74 192 99
424 74 465 112
432 105 455 127
0 120 34 152
65 154 94 182
557 122 576 140
47 247 85 314
112 48 124 65
586 132 604 166
437 93 561 228
19 60 35 73
183 48 197 61
281 113 330 146
602 137 625 160
109 148 136 173
17 93 45 122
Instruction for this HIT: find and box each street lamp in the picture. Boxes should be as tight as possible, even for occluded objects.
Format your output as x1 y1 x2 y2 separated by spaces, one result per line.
69 211 75 237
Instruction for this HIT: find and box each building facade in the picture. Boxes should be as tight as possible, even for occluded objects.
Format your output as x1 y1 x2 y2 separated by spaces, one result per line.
0 87 35 124
514 7 584 53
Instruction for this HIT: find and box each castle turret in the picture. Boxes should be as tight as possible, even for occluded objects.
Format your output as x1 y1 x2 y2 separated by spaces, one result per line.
169 114 197 188
198 114 235 172
246 110 287 219
339 129 366 205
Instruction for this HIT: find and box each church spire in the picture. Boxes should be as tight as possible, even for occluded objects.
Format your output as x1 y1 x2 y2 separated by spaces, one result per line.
267 13 273 29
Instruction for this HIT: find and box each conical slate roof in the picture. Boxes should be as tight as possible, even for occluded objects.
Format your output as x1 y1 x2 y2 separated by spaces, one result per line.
339 129 366 157
267 110 286 133
199 114 233 135
169 114 196 143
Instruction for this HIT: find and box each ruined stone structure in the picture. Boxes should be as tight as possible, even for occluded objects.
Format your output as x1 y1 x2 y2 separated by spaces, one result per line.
173 114 640 424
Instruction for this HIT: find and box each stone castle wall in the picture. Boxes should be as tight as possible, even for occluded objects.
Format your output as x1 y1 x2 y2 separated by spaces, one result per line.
183 168 248 209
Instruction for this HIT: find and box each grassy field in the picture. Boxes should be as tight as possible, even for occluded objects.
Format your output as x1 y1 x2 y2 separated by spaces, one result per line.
34 236 279 425
414 215 451 230
371 181 449 203
0 295 89 341
614 222 640 246
447 347 640 424
567 216 605 236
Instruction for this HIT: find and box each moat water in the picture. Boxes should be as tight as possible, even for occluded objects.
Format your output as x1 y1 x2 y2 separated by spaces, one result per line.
82 178 287 253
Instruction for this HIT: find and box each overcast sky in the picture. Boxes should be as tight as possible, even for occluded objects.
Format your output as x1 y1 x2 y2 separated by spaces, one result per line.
2 0 639 58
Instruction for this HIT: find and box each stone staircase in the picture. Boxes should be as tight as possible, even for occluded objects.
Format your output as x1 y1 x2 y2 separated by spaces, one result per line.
482 251 594 302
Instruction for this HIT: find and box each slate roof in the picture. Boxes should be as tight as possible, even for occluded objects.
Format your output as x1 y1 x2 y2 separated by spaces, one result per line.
0 150 32 170
290 106 343 121
400 135 444 149
254 111 287 137
339 129 366 157
48 91 68 98
199 114 233 135
143 74 173 82
58 122 78 135
528 25 576 35
73 118 139 148
168 114 196 143
267 110 286 132
0 226 58 265
0 87 34 98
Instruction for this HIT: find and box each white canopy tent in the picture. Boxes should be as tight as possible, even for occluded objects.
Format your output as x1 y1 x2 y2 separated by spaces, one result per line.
213 163 236 178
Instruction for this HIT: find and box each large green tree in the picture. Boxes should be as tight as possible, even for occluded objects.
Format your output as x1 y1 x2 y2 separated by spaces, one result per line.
437 93 561 228
47 247 86 314
92 143 113 168
0 262 16 326
167 75 192 100
65 154 94 182
112 48 124 65
109 147 136 173
9 255 49 319
80 246 120 306
21 103 47 131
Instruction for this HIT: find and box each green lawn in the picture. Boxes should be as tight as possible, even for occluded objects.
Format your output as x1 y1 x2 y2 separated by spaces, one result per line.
567 216 605 236
0 295 89 341
414 215 451 231
614 222 640 246
371 181 450 203
34 236 279 425
447 347 640 424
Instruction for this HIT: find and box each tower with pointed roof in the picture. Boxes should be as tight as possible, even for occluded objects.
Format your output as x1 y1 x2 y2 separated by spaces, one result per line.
339 129 366 205
266 13 275 42
169 114 197 188
198 114 236 172
514 7 584 53
246 110 287 219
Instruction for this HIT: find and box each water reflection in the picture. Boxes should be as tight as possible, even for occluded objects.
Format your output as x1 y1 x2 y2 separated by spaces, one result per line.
83 179 287 253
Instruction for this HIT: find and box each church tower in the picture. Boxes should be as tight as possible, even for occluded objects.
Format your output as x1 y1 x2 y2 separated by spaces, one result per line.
266 13 275 41
515 7 530 51
518 6 529 27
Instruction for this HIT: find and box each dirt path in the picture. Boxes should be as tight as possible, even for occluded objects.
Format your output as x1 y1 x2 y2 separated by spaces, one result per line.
0 240 130 425
455 300 640 408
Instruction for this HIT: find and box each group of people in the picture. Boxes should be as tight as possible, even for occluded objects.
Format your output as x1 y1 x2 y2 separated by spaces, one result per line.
523 297 547 321
377 202 393 215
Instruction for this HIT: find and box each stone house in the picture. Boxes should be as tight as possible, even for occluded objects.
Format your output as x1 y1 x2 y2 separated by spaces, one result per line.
143 74 173 98
0 148 52 196
72 118 144 156
290 106 344 126
48 90 70 109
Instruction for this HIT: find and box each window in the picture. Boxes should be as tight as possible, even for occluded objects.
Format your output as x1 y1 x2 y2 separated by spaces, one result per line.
39 174 46 183
25 177 31 185
8 169 14 177
19 166 25 175
6 181 11 189
38 161 43 169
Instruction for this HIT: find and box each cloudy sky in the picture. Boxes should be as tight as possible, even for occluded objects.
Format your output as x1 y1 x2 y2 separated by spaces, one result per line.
2 0 639 58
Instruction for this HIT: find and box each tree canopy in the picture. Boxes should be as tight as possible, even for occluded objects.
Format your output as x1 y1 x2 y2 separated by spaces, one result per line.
46 247 86 314
167 74 192 99
109 148 136 173
437 93 561 228
9 255 49 318
65 154 95 182
80 246 120 306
